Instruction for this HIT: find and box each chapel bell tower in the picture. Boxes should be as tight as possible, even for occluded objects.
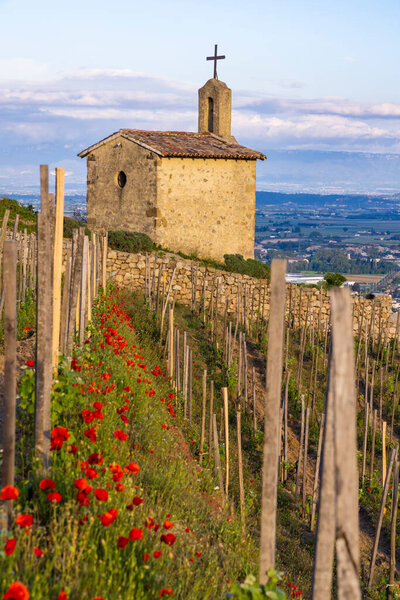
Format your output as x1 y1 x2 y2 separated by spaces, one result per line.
198 45 236 143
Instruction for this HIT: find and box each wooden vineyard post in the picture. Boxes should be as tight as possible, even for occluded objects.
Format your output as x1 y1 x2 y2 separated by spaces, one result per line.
66 229 84 356
1 241 17 524
59 249 71 354
52 167 65 372
388 457 399 600
208 380 214 466
361 402 369 483
79 235 88 344
302 406 310 514
310 413 325 532
311 365 336 599
222 387 230 500
188 348 193 423
168 306 174 381
236 411 245 533
382 420 387 483
87 239 92 328
252 366 257 434
102 233 108 291
199 370 207 466
368 445 398 588
312 288 361 599
295 395 305 502
369 409 377 482
212 414 225 503
331 288 361 599
259 259 287 584
35 165 54 470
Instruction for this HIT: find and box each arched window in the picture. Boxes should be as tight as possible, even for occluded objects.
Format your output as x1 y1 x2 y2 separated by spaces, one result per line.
208 97 214 133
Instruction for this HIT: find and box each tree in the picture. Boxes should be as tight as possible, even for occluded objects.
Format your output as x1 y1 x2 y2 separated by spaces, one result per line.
324 272 346 289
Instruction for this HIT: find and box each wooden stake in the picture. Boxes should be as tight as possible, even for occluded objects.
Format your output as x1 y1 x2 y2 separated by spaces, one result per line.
34 165 54 470
388 458 399 600
222 387 230 499
295 395 305 502
199 370 207 466
259 259 287 583
330 288 360 599
310 413 325 532
1 241 17 523
208 380 214 466
51 167 65 372
236 411 245 532
382 420 387 483
212 413 225 503
368 445 398 588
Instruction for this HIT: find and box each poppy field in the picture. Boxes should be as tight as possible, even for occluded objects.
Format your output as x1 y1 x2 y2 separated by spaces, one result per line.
0 288 266 600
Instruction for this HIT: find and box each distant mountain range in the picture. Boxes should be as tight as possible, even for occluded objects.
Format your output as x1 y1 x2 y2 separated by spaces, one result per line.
3 190 400 214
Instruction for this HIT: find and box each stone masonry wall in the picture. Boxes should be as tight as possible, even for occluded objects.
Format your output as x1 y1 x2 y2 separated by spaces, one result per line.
105 249 399 341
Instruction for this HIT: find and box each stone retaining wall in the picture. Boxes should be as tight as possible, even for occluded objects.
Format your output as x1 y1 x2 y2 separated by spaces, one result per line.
105 249 398 341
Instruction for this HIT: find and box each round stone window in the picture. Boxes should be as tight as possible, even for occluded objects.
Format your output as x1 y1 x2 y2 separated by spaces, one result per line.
117 171 127 188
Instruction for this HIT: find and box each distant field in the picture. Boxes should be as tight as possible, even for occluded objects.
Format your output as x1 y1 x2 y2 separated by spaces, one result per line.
342 273 384 283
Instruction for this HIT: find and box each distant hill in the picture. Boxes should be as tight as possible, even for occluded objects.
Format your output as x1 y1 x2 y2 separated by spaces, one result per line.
256 191 400 209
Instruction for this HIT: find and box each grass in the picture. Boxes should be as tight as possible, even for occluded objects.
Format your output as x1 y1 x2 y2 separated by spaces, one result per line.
0 287 270 600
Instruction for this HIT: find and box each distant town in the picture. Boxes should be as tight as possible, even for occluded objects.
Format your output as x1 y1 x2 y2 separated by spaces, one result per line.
254 192 400 308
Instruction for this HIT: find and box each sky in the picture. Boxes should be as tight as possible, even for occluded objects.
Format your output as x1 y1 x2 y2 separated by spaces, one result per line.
1 0 400 195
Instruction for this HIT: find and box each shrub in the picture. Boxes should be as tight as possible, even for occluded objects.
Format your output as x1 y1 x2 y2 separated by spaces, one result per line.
323 272 346 289
108 230 156 253
224 254 270 280
63 217 90 238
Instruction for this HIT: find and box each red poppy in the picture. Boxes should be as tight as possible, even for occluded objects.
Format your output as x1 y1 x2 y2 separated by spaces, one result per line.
131 497 144 506
0 485 19 500
58 591 68 600
94 489 108 501
129 528 143 541
117 536 129 548
98 509 118 526
76 491 91 506
4 538 16 555
88 453 103 465
39 479 56 490
26 360 34 368
50 426 70 451
143 553 150 562
85 468 98 480
33 547 44 557
160 533 176 546
145 516 155 529
114 430 128 441
84 428 97 443
15 514 33 528
163 520 173 530
47 492 62 503
153 551 162 558
160 589 173 597
74 478 91 492
2 581 30 600
126 462 140 474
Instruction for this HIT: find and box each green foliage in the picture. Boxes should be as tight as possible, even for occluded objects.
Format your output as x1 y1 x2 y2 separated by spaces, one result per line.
224 254 270 280
16 288 36 338
63 216 90 238
323 272 346 289
228 571 286 599
0 197 37 233
108 230 156 253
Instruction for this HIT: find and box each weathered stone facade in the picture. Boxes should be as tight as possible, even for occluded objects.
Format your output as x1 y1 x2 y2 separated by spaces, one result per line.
79 77 265 262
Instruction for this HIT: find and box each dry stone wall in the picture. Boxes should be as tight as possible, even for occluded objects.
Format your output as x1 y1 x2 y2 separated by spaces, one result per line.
105 248 398 341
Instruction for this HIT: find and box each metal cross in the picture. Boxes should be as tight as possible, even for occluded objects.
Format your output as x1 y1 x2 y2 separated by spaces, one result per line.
206 44 226 79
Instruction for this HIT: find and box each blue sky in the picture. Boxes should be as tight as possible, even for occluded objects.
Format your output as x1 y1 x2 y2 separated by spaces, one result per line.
1 0 400 194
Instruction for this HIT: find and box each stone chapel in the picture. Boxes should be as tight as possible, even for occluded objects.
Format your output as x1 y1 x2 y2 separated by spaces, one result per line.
78 61 265 261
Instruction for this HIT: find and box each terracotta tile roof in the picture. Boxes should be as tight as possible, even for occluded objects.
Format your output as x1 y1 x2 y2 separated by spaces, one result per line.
78 129 266 160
